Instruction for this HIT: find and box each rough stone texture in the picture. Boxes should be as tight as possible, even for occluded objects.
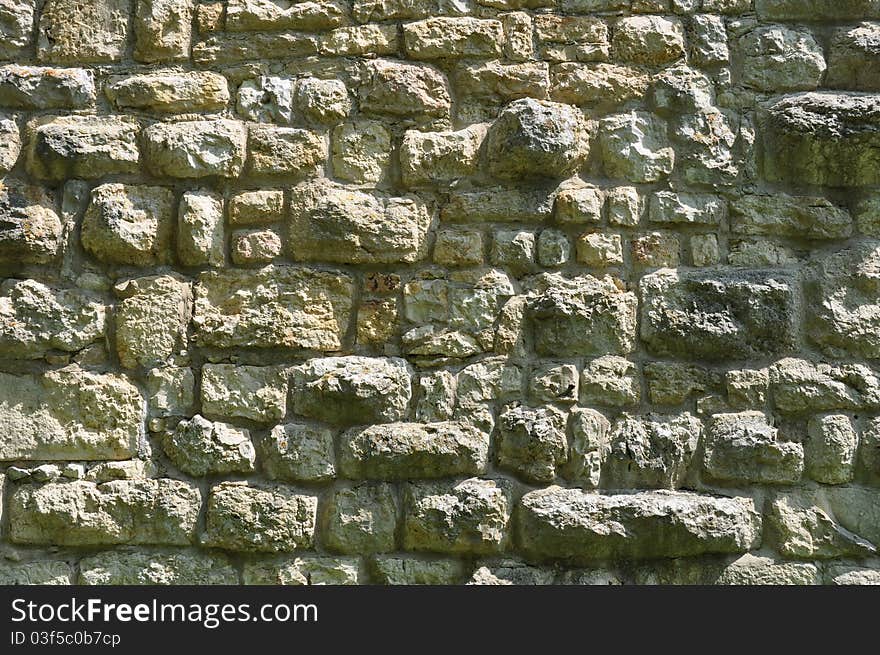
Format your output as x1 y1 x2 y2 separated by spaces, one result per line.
4 0 880 586
518 488 761 561
0 367 143 461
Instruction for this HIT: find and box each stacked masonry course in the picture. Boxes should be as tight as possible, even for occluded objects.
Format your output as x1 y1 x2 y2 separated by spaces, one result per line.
0 0 880 586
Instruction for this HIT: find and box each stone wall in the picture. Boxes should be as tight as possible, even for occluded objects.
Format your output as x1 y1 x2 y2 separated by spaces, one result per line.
0 0 879 586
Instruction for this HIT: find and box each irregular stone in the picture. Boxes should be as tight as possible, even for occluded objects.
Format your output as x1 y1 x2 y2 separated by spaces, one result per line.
79 550 236 585
491 229 535 275
860 417 880 482
81 184 173 266
260 423 336 483
0 367 142 461
291 356 411 425
193 32 320 65
640 269 797 361
144 119 247 178
731 194 851 239
755 0 880 21
331 120 392 184
38 0 128 63
0 66 95 109
689 14 729 66
581 356 640 407
497 404 568 483
9 479 200 546
631 232 680 269
231 229 283 265
673 109 739 185
0 280 105 358
247 125 326 177
550 63 650 108
607 186 642 226
518 488 761 561
201 364 287 424
134 0 194 63
203 482 317 552
0 0 34 59
605 413 702 489
146 367 194 418
649 191 724 226
237 75 294 123
599 111 674 183
484 99 590 181
737 25 826 92
321 24 399 56
769 358 880 414
0 183 62 264
455 60 550 102
400 124 486 187
769 493 876 559
805 241 880 359
761 92 880 187
115 274 191 369
26 115 140 180
823 486 880 545
469 561 555 585
323 483 398 554
404 17 503 59
356 298 398 346
529 363 578 404
226 0 348 32
403 478 512 555
826 565 880 585
537 229 571 267
646 362 715 406
565 408 612 488
633 553 819 585
177 189 225 267
612 15 685 65
434 229 484 268
295 77 351 124
456 358 522 408
828 22 880 91
359 59 451 121
107 71 228 112
243 557 359 585
805 414 858 485
290 180 431 264
528 273 637 357
442 186 553 223
340 422 489 480
163 415 255 477
0 561 71 585
0 115 20 173
703 412 804 485
534 14 609 62
193 265 353 351
371 557 464 585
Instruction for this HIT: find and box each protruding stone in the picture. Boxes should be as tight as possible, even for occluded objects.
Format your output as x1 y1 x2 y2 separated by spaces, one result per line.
106 71 228 112
403 17 504 60
827 22 880 91
0 183 62 264
599 111 674 183
497 404 568 483
737 25 826 92
260 423 336 483
134 0 195 63
323 483 398 554
0 66 95 109
201 364 288 424
144 119 247 178
38 0 129 63
163 415 255 477
360 59 451 121
612 15 685 65
79 550 236 585
177 189 225 267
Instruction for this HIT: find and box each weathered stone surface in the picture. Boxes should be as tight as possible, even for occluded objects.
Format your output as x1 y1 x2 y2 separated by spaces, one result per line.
469 561 555 586
9 479 200 546
730 194 851 240
177 189 225 267
233 228 281 265
497 404 568 483
331 120 392 184
359 59 451 121
737 26 826 92
581 356 640 407
0 115 20 173
755 0 880 20
0 560 71 585
484 99 590 181
340 422 488 480
442 186 553 223
201 364 287 424
289 180 431 264
403 478 512 555
323 482 398 554
401 125 486 187
227 0 347 32
291 356 411 425
455 60 549 102
826 565 880 586
612 16 685 65
144 120 247 178
605 413 701 489
115 274 191 369
193 265 353 351
599 111 674 183
0 0 34 60
146 367 194 418
371 557 465 585
193 32 319 65
134 0 194 63
528 273 638 357
529 363 578 404
640 269 797 361
805 241 880 359
163 415 255 477
769 493 876 559
82 184 173 266
550 63 650 108
703 412 804 485
260 423 336 483
534 14 609 62
828 22 880 91
649 192 724 226
38 0 129 63
761 93 880 187
404 17 503 60
243 556 359 585
822 486 880 546
519 488 760 561
0 66 95 109
27 115 140 180
861 417 880 482
0 183 62 264
322 24 398 56
79 550 236 585
564 408 611 488
804 414 858 485
247 125 326 177
203 481 317 552
107 71 228 112
768 358 880 414
0 367 142 461
633 553 819 585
